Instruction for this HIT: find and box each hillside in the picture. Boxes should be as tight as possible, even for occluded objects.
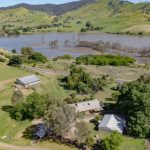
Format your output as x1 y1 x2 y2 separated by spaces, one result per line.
0 7 53 33
0 0 149 35
59 0 150 35
0 0 96 15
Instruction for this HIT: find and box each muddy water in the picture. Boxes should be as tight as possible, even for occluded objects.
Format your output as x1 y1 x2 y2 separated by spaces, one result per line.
0 32 149 63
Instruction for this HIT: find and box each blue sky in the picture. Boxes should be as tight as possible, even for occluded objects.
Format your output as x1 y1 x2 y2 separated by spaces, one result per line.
0 0 149 7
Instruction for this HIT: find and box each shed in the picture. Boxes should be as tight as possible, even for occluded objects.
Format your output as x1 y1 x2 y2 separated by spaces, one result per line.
70 99 103 113
16 75 40 87
35 123 51 139
98 114 126 134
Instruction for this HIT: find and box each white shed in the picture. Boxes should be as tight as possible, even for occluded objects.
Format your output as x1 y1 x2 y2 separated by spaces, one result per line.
98 114 126 134
16 75 40 87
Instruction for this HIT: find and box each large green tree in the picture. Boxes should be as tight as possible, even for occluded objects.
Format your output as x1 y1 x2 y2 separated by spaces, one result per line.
11 92 48 121
116 80 150 138
98 131 123 150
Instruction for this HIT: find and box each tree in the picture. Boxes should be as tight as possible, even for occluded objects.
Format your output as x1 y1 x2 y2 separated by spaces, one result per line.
44 100 76 136
11 89 24 106
21 47 34 58
12 49 17 54
75 121 91 144
11 92 48 121
65 65 107 94
116 80 150 138
29 52 48 63
98 131 123 150
8 55 23 66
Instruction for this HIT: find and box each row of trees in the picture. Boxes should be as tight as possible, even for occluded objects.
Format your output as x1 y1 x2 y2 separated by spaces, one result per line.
116 75 150 138
76 55 135 66
64 65 108 94
78 40 150 56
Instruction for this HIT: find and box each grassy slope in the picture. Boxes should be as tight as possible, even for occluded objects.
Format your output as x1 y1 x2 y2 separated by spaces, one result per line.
0 7 53 29
61 1 150 34
0 1 149 35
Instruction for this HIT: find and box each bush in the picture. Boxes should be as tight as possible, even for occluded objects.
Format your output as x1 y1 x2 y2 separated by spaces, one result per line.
29 52 48 63
0 55 6 62
53 54 73 61
76 55 135 66
8 55 23 66
80 28 87 32
64 65 107 94
98 131 123 150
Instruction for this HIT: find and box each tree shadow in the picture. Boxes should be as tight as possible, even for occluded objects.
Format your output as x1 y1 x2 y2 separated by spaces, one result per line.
22 124 83 149
22 125 37 140
1 105 16 119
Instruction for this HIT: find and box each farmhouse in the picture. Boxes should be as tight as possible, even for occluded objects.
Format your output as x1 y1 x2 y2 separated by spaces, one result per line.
16 75 40 87
98 114 126 134
70 99 103 113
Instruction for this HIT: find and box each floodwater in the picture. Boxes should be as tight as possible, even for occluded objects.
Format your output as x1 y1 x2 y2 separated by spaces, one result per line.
0 32 149 63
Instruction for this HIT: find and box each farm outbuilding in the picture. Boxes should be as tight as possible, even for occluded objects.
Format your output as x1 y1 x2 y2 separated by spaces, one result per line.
70 99 103 113
16 75 40 87
98 114 126 134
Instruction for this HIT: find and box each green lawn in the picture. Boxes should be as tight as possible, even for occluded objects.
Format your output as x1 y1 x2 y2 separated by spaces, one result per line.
0 63 30 81
88 123 146 150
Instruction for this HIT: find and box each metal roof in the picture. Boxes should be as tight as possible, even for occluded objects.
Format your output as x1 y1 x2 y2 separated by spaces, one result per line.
17 75 40 85
70 99 103 112
98 114 126 134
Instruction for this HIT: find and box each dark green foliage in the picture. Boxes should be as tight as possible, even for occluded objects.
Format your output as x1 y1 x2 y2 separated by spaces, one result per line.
65 65 107 94
98 131 123 150
11 90 24 106
28 52 48 63
76 55 135 66
11 92 48 121
21 47 34 58
53 54 73 61
12 49 17 54
8 55 23 66
80 28 87 32
44 100 76 136
116 79 150 138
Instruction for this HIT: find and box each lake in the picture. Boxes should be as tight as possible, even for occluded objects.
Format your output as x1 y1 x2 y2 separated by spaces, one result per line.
0 32 150 63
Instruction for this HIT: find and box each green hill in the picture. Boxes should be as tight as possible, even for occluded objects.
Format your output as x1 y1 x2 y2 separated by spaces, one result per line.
59 0 150 35
0 0 149 35
0 7 53 33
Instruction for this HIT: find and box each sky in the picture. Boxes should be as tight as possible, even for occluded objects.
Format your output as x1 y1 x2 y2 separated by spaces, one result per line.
0 0 149 7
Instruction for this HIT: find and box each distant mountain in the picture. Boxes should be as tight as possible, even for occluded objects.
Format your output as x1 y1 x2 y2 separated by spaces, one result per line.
0 0 97 15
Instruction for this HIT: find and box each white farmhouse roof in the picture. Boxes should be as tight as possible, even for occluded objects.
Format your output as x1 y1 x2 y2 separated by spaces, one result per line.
98 114 126 134
17 75 40 86
70 99 103 112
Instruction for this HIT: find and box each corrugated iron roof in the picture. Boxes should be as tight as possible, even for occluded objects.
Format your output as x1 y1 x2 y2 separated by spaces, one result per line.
17 75 40 85
70 99 103 112
98 114 126 134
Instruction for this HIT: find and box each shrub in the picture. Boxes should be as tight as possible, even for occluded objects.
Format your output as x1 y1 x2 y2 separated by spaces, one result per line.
29 52 48 63
8 55 23 66
76 55 135 66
